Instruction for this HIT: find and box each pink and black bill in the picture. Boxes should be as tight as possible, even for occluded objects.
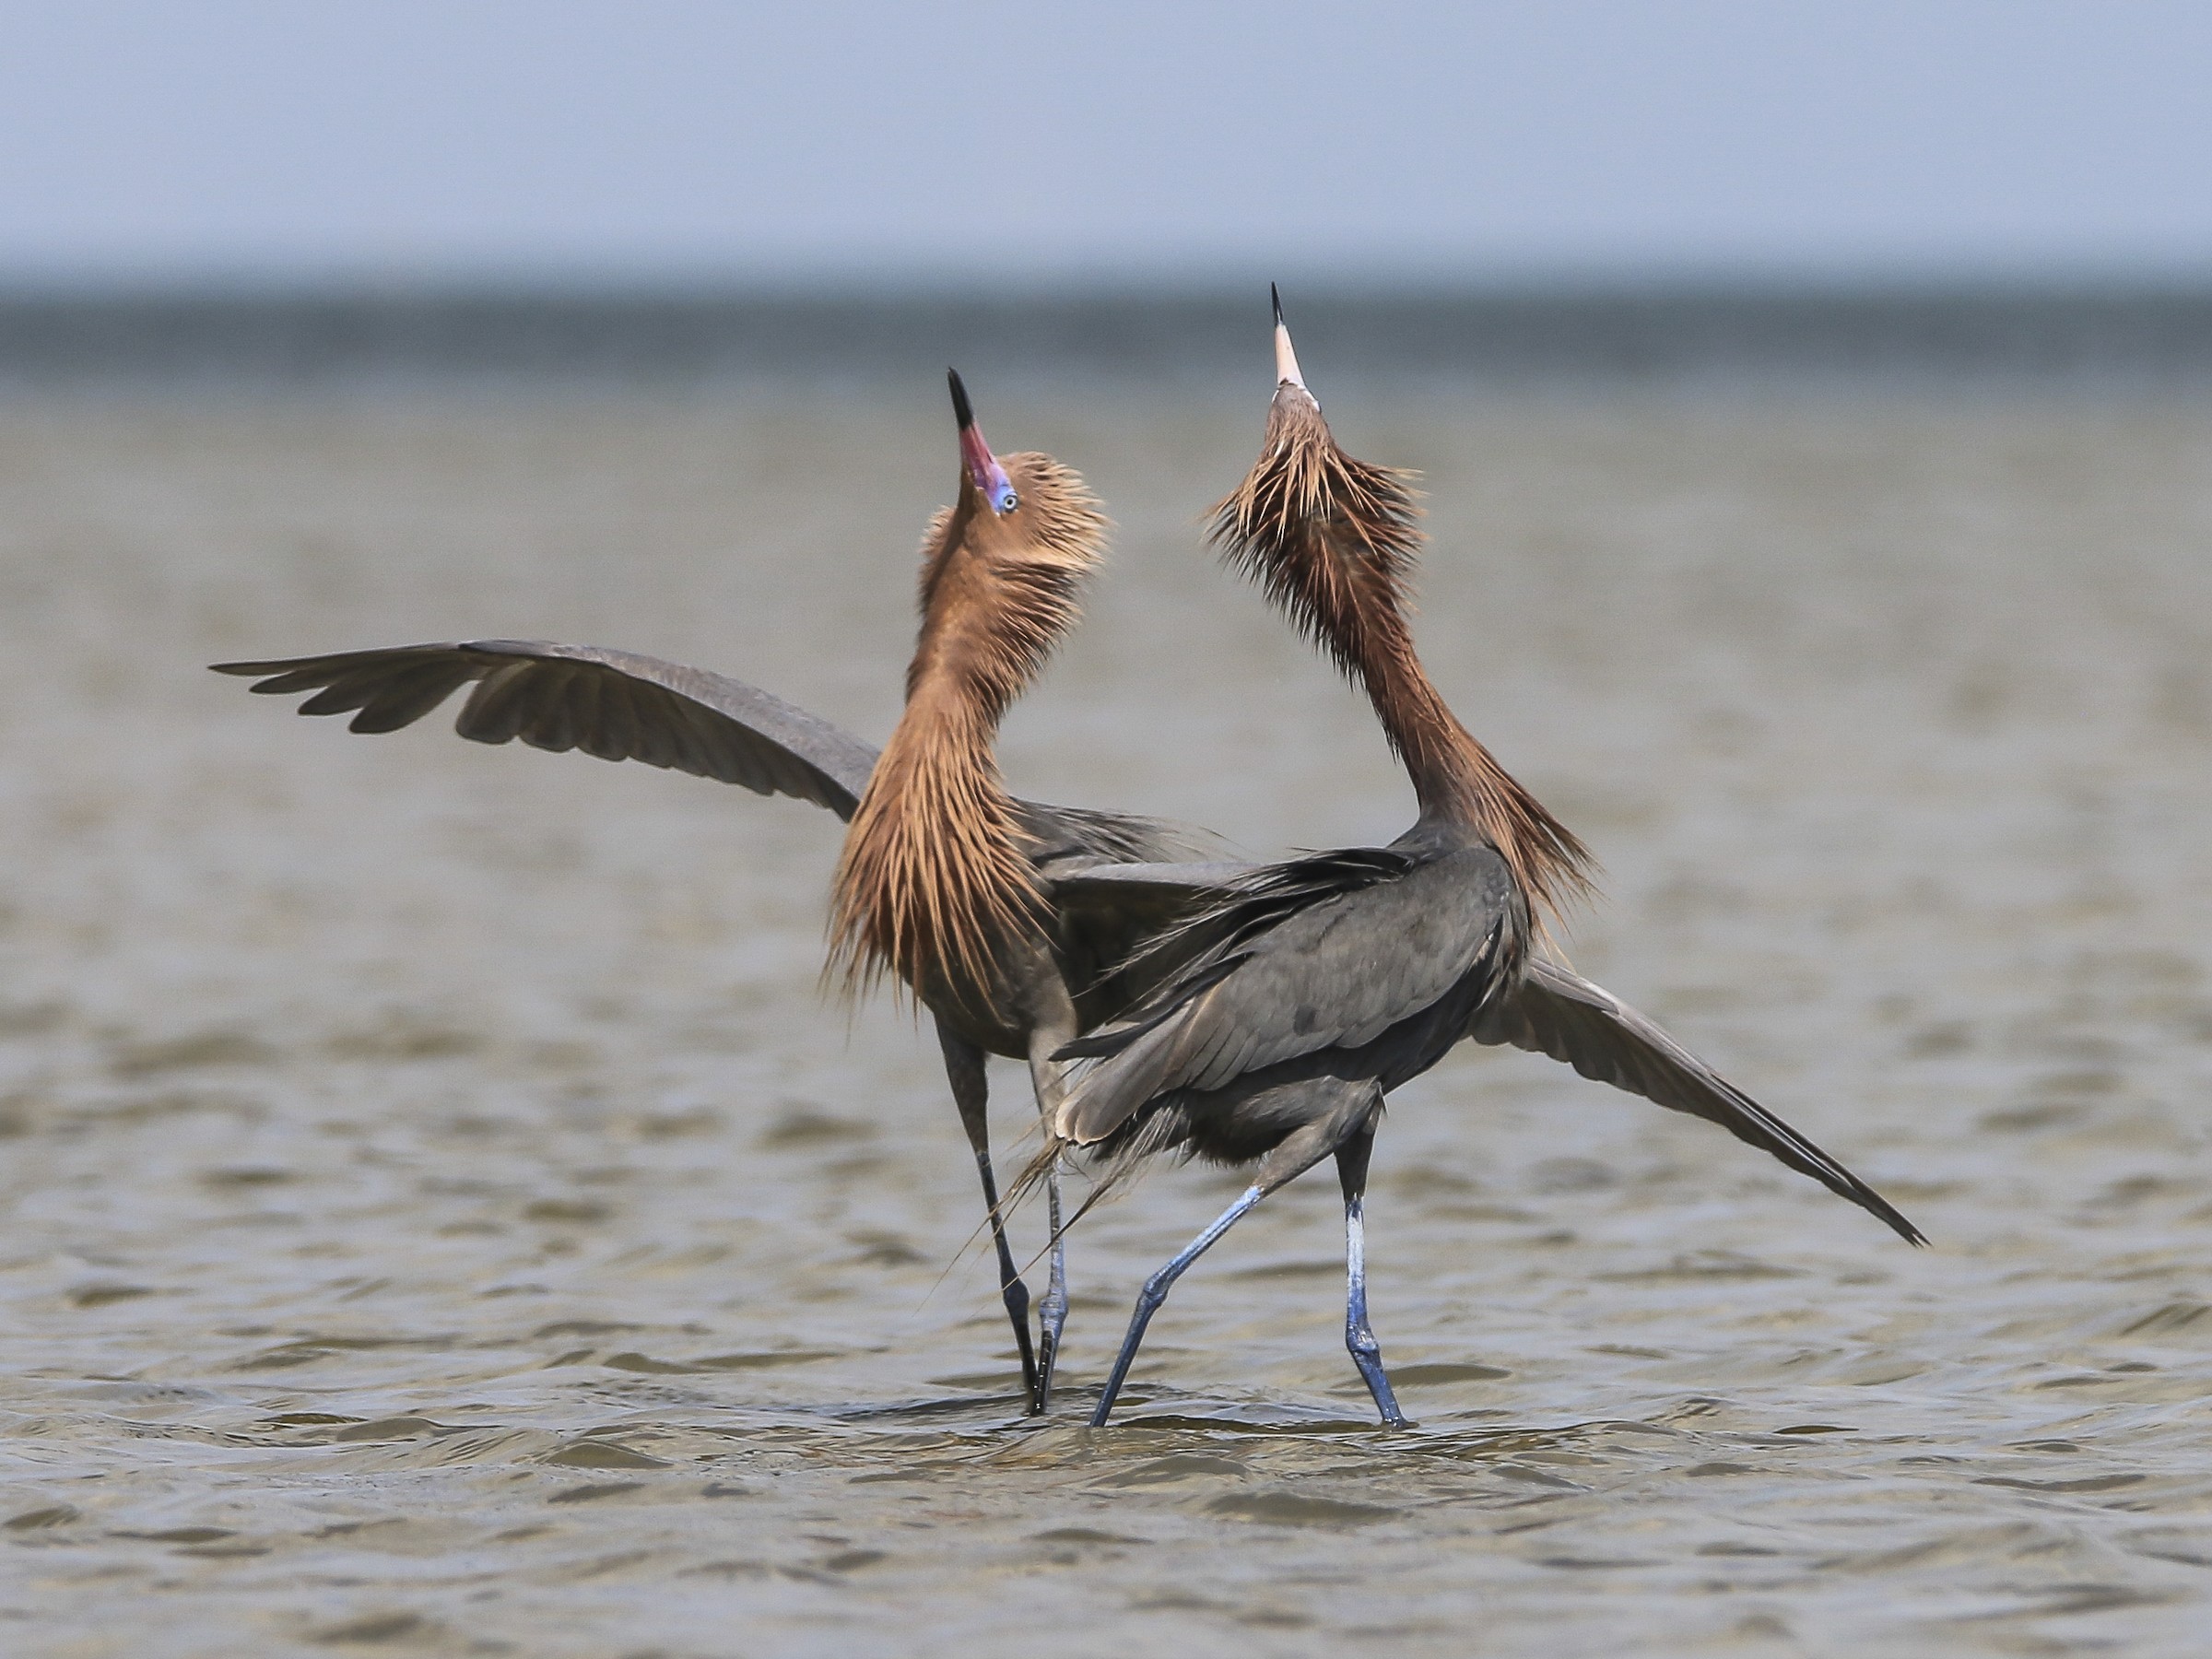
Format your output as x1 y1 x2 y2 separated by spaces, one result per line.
947 369 1018 515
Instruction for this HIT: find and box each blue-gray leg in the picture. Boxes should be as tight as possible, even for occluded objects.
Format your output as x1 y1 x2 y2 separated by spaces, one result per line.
1088 1183 1265 1428
1088 1080 1383 1429
1336 1125 1407 1428
937 1020 1040 1410
1026 1033 1079 1415
1036 1156 1069 1410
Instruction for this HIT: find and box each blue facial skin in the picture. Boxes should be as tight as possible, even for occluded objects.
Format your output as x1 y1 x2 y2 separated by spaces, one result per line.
959 426 1019 516
969 451 1018 515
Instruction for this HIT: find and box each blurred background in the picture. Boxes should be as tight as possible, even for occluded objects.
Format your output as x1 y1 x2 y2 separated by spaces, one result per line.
6 6 2212 1656
4 0 2212 387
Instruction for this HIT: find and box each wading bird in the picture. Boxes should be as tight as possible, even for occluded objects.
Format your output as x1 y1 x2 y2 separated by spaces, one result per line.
214 372 1211 1412
1041 292 1924 1428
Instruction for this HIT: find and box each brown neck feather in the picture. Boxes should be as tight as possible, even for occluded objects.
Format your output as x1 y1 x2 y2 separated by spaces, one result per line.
829 453 1106 1005
1210 391 1595 923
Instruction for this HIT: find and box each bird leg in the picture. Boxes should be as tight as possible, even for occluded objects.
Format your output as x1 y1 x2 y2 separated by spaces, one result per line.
1335 1120 1407 1429
1026 1032 1077 1412
1040 1156 1070 1408
938 1019 1040 1411
1089 1080 1381 1428
1088 1182 1265 1429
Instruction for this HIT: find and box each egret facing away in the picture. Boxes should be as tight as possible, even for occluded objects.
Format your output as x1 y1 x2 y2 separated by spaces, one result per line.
214 372 1216 1413
1041 291 1924 1429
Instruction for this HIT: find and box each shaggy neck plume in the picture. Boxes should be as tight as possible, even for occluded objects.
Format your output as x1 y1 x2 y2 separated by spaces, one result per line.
1211 392 1594 923
829 454 1105 1006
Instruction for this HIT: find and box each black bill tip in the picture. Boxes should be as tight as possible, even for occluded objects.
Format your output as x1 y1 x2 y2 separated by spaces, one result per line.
1270 282 1284 326
947 368 975 430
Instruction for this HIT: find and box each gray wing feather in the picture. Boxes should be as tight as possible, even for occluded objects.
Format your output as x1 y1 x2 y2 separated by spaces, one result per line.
215 641 878 820
1056 850 1511 1143
1473 959 1924 1244
1041 859 1263 1029
1022 811 1230 870
1045 860 1259 896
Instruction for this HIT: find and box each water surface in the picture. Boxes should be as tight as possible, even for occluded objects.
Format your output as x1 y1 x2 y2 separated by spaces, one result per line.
2 391 2210 1655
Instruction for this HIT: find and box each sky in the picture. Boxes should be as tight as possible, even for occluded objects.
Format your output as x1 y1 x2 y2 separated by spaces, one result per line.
4 0 2208 287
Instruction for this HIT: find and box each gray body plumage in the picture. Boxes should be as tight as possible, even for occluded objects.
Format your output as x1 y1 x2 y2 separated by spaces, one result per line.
1052 839 1919 1242
1056 829 1521 1161
1055 812 1920 1430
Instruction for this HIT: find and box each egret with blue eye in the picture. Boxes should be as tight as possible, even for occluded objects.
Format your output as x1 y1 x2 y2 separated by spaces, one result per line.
948 369 1019 515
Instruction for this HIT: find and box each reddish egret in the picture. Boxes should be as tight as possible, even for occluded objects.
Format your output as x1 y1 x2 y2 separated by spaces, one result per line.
1043 292 1924 1428
214 371 1212 1412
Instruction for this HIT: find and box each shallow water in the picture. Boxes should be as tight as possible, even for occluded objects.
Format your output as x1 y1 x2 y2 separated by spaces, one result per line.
3 390 2211 1656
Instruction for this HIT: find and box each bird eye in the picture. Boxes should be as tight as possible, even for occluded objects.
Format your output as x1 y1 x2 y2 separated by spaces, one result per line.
998 488 1019 513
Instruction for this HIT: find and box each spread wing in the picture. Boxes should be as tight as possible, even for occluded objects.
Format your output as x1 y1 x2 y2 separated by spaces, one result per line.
213 641 878 820
1052 846 1517 1144
1472 959 1924 1244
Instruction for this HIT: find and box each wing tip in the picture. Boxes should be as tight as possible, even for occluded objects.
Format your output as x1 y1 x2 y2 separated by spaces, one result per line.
1831 1169 1924 1247
1794 1145 1926 1247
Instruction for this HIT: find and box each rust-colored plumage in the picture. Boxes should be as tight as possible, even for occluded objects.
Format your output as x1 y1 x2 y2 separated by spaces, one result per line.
1207 388 1595 926
829 451 1109 1006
